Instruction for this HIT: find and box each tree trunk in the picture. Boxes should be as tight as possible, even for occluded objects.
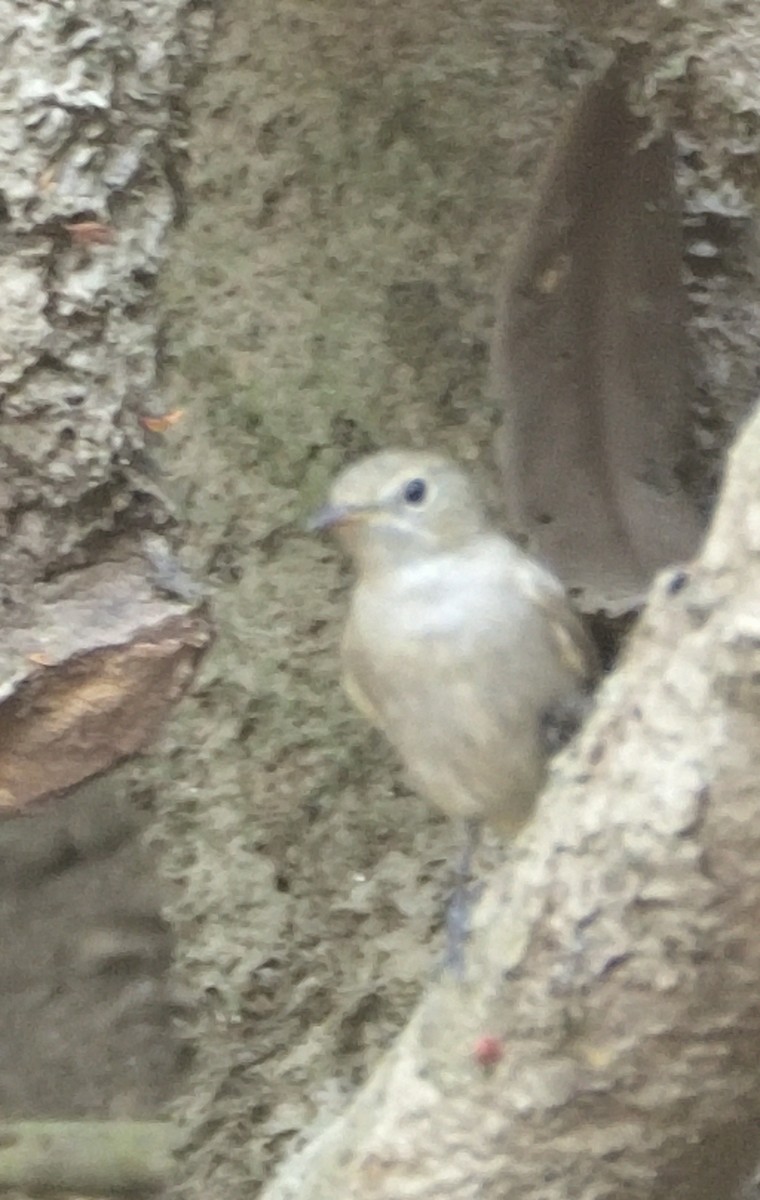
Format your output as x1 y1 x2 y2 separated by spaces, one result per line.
0 0 212 1134
0 0 213 806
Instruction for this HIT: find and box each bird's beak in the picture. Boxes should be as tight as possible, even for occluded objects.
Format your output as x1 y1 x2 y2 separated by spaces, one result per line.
307 502 373 533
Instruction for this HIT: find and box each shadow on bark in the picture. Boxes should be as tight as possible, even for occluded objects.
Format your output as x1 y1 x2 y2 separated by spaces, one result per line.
492 57 704 620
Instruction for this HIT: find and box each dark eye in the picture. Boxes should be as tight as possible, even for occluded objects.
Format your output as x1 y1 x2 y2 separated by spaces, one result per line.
403 477 427 505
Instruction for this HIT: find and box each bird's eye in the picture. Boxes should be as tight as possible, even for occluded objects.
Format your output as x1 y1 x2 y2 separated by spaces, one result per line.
402 477 427 505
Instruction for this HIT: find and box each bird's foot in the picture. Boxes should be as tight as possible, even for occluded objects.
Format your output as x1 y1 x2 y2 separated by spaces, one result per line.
443 879 484 977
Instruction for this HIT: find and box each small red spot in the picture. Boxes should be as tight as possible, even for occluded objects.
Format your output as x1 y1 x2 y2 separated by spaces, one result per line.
472 1034 504 1069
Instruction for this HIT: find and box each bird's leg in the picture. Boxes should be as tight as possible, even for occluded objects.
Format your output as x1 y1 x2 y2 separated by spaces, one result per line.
444 818 481 974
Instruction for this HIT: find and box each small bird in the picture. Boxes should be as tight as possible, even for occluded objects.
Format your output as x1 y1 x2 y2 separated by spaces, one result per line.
310 450 598 944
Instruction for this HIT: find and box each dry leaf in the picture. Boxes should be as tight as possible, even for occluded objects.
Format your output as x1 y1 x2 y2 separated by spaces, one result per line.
139 409 185 433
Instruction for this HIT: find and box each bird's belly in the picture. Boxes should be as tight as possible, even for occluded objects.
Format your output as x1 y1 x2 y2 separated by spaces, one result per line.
403 724 545 830
382 684 546 831
343 583 564 830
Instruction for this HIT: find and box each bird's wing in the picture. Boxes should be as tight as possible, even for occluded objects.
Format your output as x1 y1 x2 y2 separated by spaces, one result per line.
341 657 385 728
514 556 600 688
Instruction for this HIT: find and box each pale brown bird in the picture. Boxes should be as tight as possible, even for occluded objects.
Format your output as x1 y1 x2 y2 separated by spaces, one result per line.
310 450 598 949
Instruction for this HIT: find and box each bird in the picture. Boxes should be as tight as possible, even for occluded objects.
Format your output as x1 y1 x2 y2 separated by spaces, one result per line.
310 449 598 954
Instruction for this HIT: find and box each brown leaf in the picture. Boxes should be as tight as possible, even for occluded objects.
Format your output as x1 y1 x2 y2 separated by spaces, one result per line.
139 409 185 433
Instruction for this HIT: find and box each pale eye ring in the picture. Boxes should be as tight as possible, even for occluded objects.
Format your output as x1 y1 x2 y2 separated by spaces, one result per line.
403 477 427 505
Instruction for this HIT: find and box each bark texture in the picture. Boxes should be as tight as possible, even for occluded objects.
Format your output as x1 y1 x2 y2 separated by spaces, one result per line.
0 0 214 802
0 0 211 599
0 560 209 809
0 0 212 1130
261 397 760 1200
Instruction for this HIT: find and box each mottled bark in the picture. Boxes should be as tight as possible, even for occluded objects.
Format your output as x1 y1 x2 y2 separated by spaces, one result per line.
0 0 213 802
0 0 210 592
261 396 760 1200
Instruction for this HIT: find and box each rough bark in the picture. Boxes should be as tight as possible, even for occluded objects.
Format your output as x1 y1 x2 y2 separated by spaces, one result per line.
0 0 210 595
0 0 214 801
0 560 209 809
0 0 213 1133
260 397 760 1199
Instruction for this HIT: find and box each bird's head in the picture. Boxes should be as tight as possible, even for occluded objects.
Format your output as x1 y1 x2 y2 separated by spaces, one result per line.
309 450 489 572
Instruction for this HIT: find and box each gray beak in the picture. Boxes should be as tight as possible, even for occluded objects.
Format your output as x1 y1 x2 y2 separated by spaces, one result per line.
307 502 367 533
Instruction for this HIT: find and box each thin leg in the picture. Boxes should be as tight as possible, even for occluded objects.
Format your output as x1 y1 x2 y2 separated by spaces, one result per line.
444 819 481 974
